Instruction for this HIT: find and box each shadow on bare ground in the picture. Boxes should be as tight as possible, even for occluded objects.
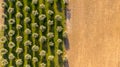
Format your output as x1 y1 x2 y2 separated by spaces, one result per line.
64 38 70 50
65 8 71 20
64 60 69 67
64 4 71 50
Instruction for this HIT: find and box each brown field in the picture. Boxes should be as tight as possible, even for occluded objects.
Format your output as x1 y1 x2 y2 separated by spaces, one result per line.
66 0 120 67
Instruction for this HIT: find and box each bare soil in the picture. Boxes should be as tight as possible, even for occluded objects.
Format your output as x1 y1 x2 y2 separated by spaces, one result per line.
0 0 4 25
0 0 4 66
66 0 120 67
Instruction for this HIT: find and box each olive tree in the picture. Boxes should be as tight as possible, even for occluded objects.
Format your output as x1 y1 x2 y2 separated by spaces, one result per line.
25 64 31 67
32 0 38 5
47 0 53 4
8 19 15 25
16 36 23 42
63 31 67 38
16 48 23 54
0 36 7 43
40 25 46 32
63 55 68 62
48 10 54 15
16 24 22 30
55 15 62 21
8 53 15 60
48 55 54 61
24 40 32 46
57 26 63 32
39 36 46 43
57 38 62 44
8 30 15 36
38 14 46 21
56 49 63 55
0 48 8 55
40 63 46 67
1 2 8 8
16 1 23 7
47 32 54 38
49 42 54 46
2 14 7 18
25 54 32 60
31 23 38 28
25 28 31 35
32 45 39 52
24 6 30 12
40 4 45 9
32 57 38 63
16 12 23 18
16 59 23 66
24 17 31 23
47 20 54 26
32 33 39 38
32 10 39 16
1 25 8 31
7 8 14 14
8 42 15 49
39 50 46 57
2 59 8 66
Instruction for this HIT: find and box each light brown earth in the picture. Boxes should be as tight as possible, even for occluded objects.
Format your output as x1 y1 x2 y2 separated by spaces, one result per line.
66 0 120 67
0 0 4 27
0 0 4 67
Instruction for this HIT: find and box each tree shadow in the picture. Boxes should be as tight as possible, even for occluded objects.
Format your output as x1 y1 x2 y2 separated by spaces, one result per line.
56 0 62 12
4 0 7 1
65 8 71 20
64 37 70 50
64 60 69 67
64 1 70 67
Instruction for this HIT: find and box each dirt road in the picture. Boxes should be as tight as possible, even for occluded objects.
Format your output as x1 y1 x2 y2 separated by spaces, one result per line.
67 0 120 67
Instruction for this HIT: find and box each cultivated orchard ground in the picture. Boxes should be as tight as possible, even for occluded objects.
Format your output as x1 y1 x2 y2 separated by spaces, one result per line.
0 0 68 67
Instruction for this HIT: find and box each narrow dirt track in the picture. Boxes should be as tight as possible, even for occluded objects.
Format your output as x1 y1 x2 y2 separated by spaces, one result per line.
67 0 120 67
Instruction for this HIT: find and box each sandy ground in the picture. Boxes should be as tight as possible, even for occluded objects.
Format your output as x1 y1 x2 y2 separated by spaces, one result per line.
0 0 4 66
66 0 120 67
0 0 4 26
0 0 4 31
